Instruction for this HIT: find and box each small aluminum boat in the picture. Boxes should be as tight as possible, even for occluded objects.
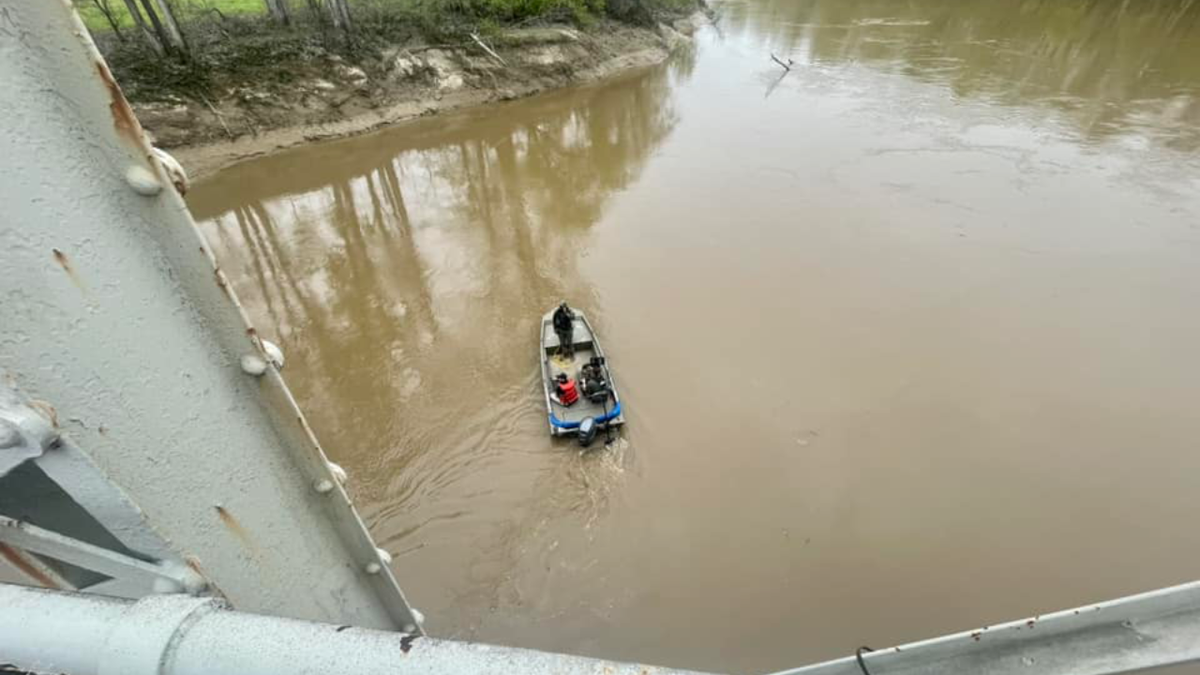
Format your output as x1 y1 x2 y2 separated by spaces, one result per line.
539 305 624 445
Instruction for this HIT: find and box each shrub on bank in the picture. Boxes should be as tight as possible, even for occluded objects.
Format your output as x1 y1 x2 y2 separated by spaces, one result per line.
79 0 703 105
77 0 699 37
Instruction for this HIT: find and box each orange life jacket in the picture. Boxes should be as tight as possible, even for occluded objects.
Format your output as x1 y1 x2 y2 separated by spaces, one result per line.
557 378 579 406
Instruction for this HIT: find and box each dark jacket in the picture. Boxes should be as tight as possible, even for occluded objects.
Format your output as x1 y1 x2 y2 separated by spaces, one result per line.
553 306 574 332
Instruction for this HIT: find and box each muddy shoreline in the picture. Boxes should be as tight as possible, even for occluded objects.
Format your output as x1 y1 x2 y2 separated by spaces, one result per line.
157 12 707 179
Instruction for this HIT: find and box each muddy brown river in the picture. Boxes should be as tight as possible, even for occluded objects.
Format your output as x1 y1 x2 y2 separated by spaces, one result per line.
188 1 1200 672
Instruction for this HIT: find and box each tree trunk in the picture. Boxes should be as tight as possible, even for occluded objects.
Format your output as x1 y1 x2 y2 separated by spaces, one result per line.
325 0 341 29
149 0 189 57
326 0 352 30
137 0 175 55
91 0 126 40
122 0 165 55
264 0 291 25
305 0 325 23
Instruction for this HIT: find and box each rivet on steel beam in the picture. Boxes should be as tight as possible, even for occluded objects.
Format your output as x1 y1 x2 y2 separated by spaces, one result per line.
412 607 426 625
261 340 285 369
313 479 334 494
327 462 347 484
403 623 417 634
376 548 392 565
125 165 163 196
240 354 268 376
152 146 190 195
364 562 382 575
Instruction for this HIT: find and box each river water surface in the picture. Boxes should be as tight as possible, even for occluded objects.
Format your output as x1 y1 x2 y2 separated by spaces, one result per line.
188 1 1200 672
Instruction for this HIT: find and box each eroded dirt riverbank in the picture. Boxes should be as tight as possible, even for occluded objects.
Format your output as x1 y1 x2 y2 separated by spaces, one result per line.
145 12 707 178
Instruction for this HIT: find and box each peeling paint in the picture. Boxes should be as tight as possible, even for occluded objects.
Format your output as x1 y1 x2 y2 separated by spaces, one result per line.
94 60 144 152
0 543 61 589
215 505 259 555
52 248 87 294
399 633 419 654
28 400 59 431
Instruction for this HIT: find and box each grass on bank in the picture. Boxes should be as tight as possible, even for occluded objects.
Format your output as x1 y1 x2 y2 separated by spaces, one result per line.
77 0 264 32
76 0 696 35
77 0 700 105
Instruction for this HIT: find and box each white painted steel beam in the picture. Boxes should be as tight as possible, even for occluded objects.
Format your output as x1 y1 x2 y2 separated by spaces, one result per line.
0 517 203 594
773 580 1200 675
0 584 716 675
0 0 420 631
0 378 206 598
0 544 75 591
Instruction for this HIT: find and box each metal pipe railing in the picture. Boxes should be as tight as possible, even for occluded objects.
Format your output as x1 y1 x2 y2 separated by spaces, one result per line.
773 580 1200 675
0 584 716 675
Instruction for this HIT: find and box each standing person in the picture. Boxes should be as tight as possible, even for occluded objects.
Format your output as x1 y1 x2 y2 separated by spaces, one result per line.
553 302 576 358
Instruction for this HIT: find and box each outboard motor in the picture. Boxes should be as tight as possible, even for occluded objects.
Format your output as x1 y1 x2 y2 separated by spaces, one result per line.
577 417 598 447
580 356 609 404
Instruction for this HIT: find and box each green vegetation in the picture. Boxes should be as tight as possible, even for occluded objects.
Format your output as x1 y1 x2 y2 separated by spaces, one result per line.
76 0 693 36
77 0 265 32
77 0 701 113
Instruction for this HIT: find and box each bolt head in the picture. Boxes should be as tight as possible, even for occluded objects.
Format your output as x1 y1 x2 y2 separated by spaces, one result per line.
240 354 268 376
261 340 285 369
327 462 348 484
126 165 163 196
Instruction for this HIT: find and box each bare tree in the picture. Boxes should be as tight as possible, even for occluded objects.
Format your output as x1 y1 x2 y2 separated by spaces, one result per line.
91 0 126 40
121 0 165 55
128 0 189 57
326 0 352 31
136 0 175 54
263 0 291 25
149 0 189 56
305 0 325 23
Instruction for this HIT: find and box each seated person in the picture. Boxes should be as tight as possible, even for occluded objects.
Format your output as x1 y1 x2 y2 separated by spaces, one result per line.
550 372 579 406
